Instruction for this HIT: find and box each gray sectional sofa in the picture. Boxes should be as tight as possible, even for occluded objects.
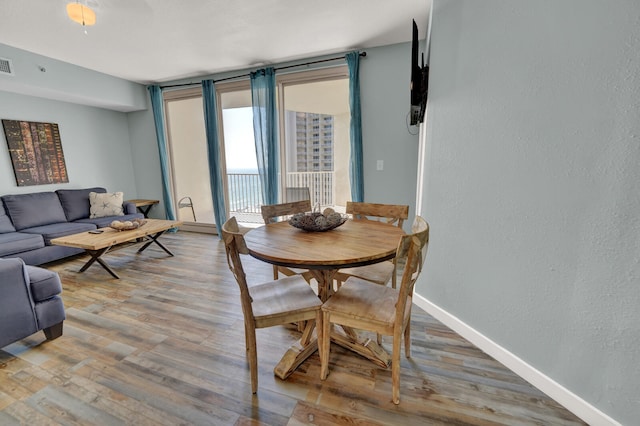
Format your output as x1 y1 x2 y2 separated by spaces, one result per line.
0 187 144 265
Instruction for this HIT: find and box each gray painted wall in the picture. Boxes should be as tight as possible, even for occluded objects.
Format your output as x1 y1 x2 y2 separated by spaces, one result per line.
417 1 640 424
0 43 147 112
360 43 420 215
127 106 165 218
0 90 139 199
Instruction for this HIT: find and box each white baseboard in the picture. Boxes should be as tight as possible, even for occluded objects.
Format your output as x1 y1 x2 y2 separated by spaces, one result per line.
179 223 218 234
412 293 621 426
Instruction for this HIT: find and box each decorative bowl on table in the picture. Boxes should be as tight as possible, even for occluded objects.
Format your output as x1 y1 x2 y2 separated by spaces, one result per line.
109 218 147 231
288 208 347 232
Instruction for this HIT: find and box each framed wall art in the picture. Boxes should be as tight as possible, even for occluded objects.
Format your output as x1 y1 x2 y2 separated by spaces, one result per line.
2 119 69 186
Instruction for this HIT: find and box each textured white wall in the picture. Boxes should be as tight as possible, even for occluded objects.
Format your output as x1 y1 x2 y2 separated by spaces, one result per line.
417 1 640 424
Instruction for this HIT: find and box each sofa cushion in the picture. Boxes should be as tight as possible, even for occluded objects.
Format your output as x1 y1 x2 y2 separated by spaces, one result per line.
0 202 16 233
5 245 84 267
2 192 68 231
89 191 124 218
75 212 144 228
20 222 96 245
0 232 45 257
25 265 62 302
56 187 106 221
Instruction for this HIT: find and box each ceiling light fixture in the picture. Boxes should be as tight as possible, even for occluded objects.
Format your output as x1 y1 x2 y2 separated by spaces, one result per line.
66 1 96 33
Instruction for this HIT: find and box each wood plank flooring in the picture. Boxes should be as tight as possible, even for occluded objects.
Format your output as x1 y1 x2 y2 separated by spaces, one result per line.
0 231 587 425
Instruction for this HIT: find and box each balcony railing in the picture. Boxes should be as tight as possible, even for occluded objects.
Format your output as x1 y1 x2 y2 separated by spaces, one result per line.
228 171 334 223
227 173 262 214
286 172 333 208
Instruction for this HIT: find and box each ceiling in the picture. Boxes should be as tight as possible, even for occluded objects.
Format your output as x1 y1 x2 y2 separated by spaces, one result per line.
0 0 430 85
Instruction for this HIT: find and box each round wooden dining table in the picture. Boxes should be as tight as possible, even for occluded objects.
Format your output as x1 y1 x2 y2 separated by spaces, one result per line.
244 219 404 301
244 219 405 379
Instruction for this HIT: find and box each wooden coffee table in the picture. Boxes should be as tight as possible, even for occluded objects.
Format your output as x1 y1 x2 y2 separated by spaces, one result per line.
51 219 182 279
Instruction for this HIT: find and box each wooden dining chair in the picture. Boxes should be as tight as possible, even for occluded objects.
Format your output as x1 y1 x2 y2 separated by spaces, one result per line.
261 200 313 283
221 216 323 393
320 216 429 404
334 201 410 289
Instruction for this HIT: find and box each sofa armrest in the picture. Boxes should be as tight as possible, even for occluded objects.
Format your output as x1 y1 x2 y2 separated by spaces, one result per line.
123 202 137 215
25 265 63 302
0 258 38 348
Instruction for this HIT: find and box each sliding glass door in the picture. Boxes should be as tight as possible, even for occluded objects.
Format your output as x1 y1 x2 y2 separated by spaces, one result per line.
163 66 352 231
218 82 261 224
165 83 264 228
164 88 216 232
278 69 350 211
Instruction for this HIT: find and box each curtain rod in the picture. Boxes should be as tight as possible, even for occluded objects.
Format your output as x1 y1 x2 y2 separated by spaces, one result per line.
160 51 366 89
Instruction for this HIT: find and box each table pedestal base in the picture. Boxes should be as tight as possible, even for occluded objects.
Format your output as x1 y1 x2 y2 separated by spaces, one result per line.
273 269 392 380
330 328 391 369
273 324 391 380
274 338 319 379
274 319 317 379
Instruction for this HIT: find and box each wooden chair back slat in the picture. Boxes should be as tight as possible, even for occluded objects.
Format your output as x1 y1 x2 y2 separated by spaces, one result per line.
335 202 410 289
394 216 429 320
221 216 253 311
346 202 409 228
260 200 314 285
261 200 312 224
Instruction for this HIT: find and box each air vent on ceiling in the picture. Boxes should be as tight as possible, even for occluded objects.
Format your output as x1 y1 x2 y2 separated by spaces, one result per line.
0 57 15 76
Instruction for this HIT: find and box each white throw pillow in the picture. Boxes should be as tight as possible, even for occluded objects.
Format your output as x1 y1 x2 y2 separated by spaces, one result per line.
89 191 124 218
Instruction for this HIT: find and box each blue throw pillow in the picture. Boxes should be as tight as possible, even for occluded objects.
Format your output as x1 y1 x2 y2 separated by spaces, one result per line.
2 192 68 231
56 187 106 221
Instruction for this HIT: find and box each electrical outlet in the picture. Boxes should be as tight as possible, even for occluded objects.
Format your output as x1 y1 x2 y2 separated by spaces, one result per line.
376 160 384 171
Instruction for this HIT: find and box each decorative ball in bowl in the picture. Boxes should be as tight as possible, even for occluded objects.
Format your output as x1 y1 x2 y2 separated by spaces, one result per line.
109 218 147 231
288 208 347 232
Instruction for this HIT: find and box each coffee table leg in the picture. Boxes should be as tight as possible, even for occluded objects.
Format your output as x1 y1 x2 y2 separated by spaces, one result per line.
137 231 173 256
80 247 120 279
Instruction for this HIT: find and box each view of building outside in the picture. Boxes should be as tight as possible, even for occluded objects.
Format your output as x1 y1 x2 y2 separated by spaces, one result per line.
285 111 334 173
280 76 350 209
284 111 337 208
222 106 338 220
